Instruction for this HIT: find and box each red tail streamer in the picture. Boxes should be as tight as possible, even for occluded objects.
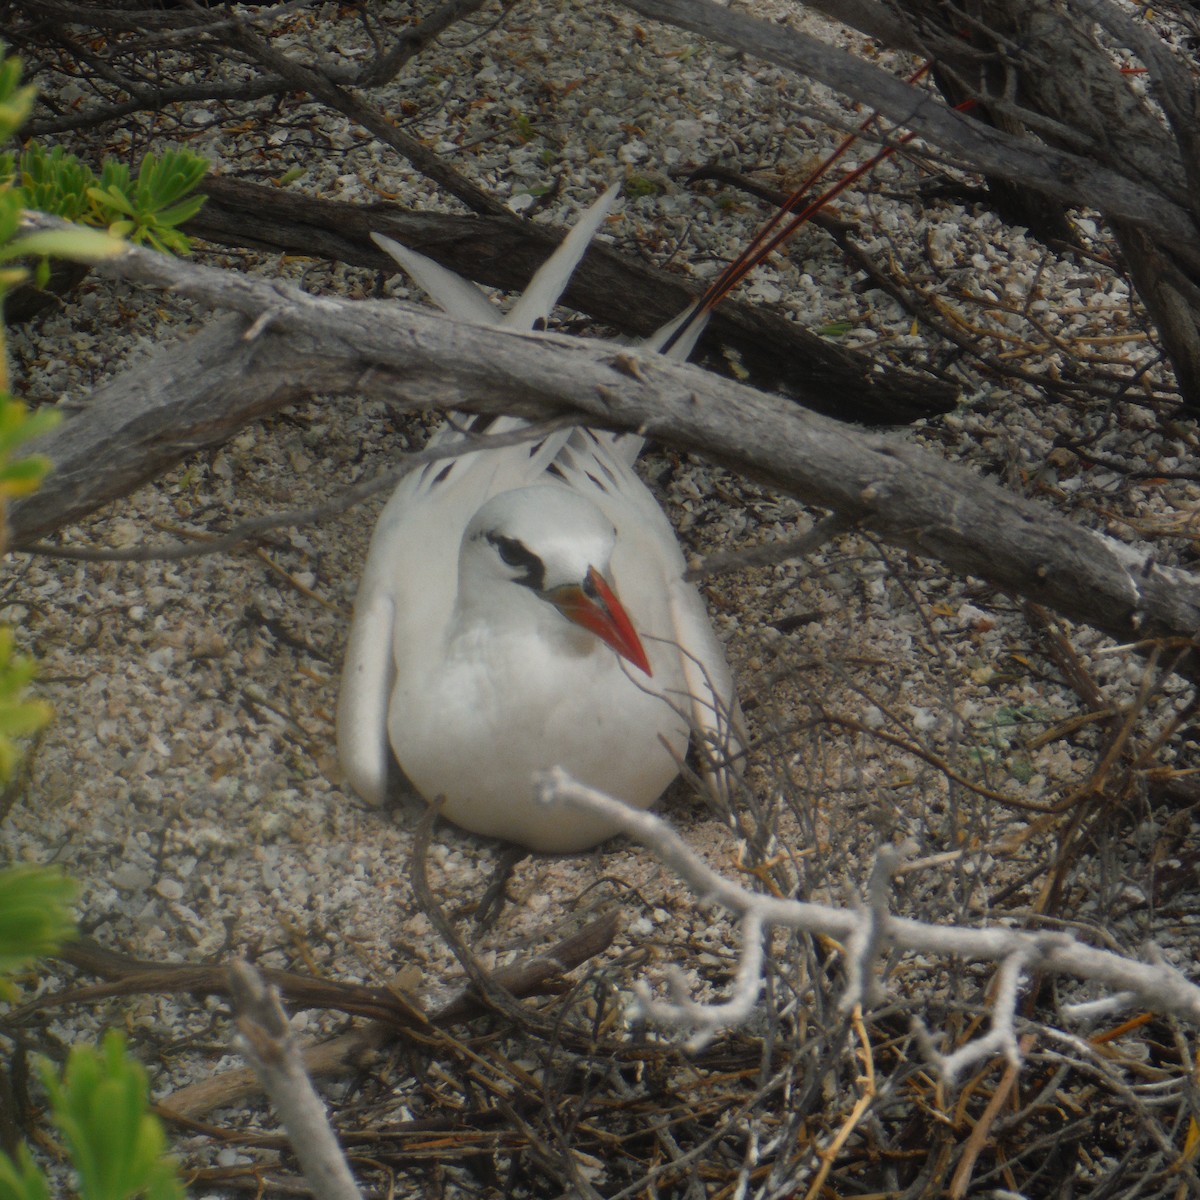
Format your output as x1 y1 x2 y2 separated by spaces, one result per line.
661 62 975 355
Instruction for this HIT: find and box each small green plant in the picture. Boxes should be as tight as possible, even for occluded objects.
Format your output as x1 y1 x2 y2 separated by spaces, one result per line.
624 174 661 199
0 300 66 762
0 41 206 261
85 150 207 255
0 1145 49 1200
0 396 56 499
0 54 129 297
0 1033 184 1200
3 144 207 259
16 143 95 223
0 46 34 142
0 629 52 782
816 318 855 337
513 111 537 143
41 1033 184 1200
0 40 127 766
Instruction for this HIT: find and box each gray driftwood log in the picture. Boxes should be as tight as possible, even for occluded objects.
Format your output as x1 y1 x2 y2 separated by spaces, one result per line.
10 228 1200 673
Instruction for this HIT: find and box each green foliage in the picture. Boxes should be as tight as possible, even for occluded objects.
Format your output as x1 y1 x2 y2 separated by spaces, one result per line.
0 865 75 978
0 43 185 1200
0 397 57 499
0 47 207 258
0 1145 51 1200
513 111 536 142
5 143 207 257
0 1035 184 1200
0 628 53 780
0 50 68 783
37 1033 184 1200
0 400 60 773
0 224 123 272
816 319 855 337
0 50 127 325
0 48 35 143
17 143 93 222
85 150 208 254
624 174 661 199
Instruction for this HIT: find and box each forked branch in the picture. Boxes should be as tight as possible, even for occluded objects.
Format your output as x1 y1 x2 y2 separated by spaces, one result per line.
536 770 1200 1078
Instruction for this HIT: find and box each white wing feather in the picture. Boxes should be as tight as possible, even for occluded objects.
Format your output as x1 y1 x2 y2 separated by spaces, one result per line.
371 232 504 326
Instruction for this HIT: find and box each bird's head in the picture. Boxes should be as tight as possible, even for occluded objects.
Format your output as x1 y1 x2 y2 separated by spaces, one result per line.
461 486 652 676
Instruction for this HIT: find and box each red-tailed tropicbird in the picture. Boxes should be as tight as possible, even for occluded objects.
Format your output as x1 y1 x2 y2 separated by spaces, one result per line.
337 183 739 851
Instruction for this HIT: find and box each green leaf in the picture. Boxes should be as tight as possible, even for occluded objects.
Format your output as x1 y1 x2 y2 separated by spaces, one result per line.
0 46 35 137
0 866 76 975
14 143 208 258
0 1144 51 1200
85 185 136 220
0 694 52 736
151 193 206 230
18 143 96 222
97 159 131 196
816 319 855 337
0 455 51 497
0 226 124 264
0 76 35 146
0 193 22 247
0 580 55 780
0 398 59 456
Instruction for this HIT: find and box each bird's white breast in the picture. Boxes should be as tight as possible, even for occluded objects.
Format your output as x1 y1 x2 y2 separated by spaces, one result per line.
390 606 689 852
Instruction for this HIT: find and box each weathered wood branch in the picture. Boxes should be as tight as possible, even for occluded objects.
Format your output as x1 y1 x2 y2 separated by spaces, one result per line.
11 229 1200 672
890 0 1200 407
220 20 504 218
184 176 954 426
11 0 493 136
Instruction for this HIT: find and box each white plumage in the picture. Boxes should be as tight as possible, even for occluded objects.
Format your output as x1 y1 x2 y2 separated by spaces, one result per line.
337 184 738 852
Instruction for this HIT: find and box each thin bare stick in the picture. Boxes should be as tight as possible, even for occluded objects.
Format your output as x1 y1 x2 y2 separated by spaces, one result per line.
227 960 365 1200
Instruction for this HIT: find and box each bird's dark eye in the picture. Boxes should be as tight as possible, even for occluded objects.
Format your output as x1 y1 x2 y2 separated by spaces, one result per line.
491 535 528 567
486 534 545 589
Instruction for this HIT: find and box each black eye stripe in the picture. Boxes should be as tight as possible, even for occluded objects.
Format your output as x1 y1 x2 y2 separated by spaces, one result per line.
487 533 545 590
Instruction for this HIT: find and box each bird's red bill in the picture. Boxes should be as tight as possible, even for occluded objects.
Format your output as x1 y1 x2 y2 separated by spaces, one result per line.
552 568 653 677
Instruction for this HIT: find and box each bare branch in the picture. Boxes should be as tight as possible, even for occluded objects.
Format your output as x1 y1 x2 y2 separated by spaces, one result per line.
21 418 573 562
184 175 950 425
220 18 505 217
537 770 1200 1071
227 960 365 1200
